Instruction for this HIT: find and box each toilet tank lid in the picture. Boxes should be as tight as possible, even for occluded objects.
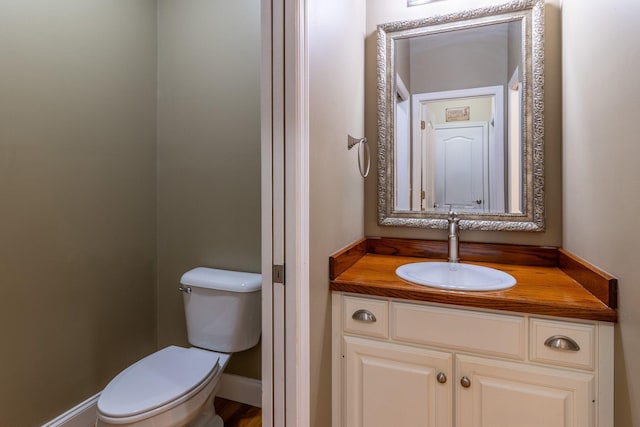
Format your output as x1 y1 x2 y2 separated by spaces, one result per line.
180 267 262 292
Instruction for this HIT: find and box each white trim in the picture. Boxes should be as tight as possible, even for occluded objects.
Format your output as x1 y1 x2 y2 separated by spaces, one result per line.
396 74 410 102
261 0 281 425
396 73 413 211
263 0 311 425
217 374 263 408
331 293 344 426
41 393 100 427
285 0 311 424
412 85 505 213
507 67 522 213
597 322 614 427
42 375 263 427
407 0 438 5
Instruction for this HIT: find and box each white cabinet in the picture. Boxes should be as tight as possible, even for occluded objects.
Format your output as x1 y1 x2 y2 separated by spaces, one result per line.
456 354 594 427
332 294 614 427
344 336 452 427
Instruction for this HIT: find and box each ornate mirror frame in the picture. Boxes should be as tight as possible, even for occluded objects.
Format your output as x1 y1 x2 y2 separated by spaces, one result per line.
377 0 545 231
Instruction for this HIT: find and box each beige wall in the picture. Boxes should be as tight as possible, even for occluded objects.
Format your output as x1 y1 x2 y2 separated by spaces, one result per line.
308 0 366 424
508 20 523 81
562 1 640 425
395 38 412 92
409 28 508 94
156 0 262 379
365 0 562 246
0 1 158 425
426 97 493 125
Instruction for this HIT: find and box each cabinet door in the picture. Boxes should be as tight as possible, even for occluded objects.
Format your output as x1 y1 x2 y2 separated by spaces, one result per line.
456 354 595 427
344 335 453 427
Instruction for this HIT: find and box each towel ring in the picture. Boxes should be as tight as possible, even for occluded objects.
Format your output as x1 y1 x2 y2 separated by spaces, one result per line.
348 135 370 178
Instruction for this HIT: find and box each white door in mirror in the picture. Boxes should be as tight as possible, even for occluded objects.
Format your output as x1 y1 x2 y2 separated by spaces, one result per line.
396 262 516 291
433 122 489 212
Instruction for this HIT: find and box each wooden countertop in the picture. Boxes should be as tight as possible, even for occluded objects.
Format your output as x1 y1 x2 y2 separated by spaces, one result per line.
329 238 618 322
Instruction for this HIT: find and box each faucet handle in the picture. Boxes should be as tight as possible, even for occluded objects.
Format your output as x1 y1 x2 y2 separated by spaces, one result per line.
448 210 459 223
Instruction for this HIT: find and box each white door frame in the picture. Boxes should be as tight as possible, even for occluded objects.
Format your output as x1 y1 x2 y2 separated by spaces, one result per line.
261 0 310 425
395 74 411 211
260 0 278 423
283 0 310 425
507 68 522 213
412 85 505 213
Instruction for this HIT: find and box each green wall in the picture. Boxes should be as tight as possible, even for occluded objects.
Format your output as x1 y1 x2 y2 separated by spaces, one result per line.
0 1 262 424
0 1 158 425
156 0 262 379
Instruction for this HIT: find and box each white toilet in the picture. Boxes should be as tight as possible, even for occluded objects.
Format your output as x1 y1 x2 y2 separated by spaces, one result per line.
96 267 261 427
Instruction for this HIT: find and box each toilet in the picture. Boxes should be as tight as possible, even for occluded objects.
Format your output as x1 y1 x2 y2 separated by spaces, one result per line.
96 267 261 427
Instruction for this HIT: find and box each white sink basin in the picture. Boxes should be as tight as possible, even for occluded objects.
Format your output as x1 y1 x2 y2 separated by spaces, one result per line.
396 262 516 291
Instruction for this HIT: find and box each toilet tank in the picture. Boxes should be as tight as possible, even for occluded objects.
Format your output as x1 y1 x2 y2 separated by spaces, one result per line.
180 267 261 353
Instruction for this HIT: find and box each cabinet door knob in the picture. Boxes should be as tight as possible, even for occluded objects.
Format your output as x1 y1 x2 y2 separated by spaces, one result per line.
460 376 471 388
544 335 580 351
436 372 447 384
352 309 376 323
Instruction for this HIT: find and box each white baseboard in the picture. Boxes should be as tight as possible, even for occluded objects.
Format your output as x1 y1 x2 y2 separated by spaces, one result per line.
217 373 262 408
41 374 261 426
41 392 100 427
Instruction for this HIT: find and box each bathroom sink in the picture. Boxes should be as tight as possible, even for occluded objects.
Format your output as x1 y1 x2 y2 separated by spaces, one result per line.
395 262 516 291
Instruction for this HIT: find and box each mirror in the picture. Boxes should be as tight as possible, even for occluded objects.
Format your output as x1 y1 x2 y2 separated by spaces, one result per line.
377 0 545 231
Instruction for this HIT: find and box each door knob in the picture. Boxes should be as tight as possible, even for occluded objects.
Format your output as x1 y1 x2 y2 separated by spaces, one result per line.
460 376 471 388
437 372 447 384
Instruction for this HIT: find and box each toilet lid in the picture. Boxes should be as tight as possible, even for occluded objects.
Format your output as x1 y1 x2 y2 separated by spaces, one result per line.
98 346 220 418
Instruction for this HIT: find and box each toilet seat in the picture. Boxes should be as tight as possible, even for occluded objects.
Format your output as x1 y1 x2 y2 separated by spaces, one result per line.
98 346 220 424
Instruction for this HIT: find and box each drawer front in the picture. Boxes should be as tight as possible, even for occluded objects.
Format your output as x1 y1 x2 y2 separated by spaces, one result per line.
391 302 526 360
343 296 388 339
530 318 595 370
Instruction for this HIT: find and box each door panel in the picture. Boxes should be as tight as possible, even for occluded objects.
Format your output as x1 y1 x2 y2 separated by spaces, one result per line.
433 123 488 212
456 354 595 427
344 336 452 427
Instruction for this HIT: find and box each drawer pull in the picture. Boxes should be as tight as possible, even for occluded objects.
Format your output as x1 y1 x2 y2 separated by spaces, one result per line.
544 335 580 352
460 376 471 388
436 372 447 384
352 309 377 323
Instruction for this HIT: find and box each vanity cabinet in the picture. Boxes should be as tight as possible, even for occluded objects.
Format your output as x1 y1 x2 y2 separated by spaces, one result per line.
344 336 452 426
332 294 614 427
455 354 594 427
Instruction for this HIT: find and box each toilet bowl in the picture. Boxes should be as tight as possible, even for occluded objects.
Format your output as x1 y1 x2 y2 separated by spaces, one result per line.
97 346 231 427
96 268 261 427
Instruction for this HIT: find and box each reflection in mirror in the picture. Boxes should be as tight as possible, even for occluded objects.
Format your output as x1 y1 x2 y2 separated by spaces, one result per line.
378 0 544 231
407 0 441 6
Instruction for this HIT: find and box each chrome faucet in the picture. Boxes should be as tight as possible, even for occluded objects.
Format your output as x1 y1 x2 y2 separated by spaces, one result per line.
447 211 460 263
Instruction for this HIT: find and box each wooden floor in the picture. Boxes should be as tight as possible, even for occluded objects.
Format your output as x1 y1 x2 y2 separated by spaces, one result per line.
214 397 262 427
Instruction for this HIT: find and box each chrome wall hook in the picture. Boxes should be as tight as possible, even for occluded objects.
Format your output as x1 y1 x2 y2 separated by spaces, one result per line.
347 135 370 178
